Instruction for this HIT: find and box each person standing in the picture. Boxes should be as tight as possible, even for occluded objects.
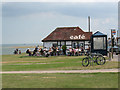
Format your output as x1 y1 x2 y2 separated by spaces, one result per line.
19 50 21 54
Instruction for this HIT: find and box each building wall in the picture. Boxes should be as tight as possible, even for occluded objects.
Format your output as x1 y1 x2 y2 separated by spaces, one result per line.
43 41 90 50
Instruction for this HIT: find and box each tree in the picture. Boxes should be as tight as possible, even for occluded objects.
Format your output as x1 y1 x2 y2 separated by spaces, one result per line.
62 45 67 55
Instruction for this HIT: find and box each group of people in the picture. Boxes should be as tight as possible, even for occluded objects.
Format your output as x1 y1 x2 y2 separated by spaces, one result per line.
26 46 90 57
14 49 21 54
67 47 86 56
26 46 62 57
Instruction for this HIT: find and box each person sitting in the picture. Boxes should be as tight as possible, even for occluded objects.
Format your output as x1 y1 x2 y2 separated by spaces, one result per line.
72 48 75 56
43 47 49 57
56 47 59 56
59 47 63 55
78 48 82 56
86 45 90 55
48 48 52 56
52 47 56 56
32 47 39 56
16 49 18 54
75 48 79 56
32 50 36 56
81 46 85 56
40 48 44 56
69 48 72 56
14 50 17 54
14 48 19 54
26 48 32 56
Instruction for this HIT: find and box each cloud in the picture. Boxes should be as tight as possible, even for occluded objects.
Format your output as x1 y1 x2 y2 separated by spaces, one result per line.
2 2 118 19
2 2 118 44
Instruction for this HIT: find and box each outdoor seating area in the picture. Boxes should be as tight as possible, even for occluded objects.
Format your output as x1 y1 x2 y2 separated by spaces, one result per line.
26 46 90 57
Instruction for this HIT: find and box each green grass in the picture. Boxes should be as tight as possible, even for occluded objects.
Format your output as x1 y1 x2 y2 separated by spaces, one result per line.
2 54 119 71
2 73 118 88
1 54 119 88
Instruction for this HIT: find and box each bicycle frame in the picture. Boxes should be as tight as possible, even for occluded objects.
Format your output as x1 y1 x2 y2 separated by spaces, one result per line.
82 53 105 66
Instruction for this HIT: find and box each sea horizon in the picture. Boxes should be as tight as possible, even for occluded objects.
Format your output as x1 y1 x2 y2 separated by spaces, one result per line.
0 43 43 55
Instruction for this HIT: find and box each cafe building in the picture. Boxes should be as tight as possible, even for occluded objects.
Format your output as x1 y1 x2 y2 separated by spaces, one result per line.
42 27 92 49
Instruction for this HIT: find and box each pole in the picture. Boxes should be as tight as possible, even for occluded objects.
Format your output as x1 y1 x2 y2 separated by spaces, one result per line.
111 30 113 59
88 16 90 32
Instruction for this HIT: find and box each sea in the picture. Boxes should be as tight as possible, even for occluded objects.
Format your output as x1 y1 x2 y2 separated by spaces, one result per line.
0 43 42 55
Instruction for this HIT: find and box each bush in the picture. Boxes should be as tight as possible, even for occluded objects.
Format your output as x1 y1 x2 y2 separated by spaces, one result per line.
62 45 67 50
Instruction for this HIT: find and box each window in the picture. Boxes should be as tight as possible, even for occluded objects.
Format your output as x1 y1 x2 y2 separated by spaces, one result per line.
79 42 84 47
93 37 106 50
53 44 57 47
61 41 65 46
58 41 60 45
72 41 84 48
67 46 72 49
66 41 71 45
52 42 57 47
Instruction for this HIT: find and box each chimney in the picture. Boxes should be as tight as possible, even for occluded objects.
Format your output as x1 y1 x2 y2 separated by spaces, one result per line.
88 16 90 32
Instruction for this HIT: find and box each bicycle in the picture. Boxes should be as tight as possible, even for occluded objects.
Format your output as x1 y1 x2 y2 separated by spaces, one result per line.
82 53 106 67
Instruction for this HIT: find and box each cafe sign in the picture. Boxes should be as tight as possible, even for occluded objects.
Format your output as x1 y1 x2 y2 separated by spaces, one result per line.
70 34 85 40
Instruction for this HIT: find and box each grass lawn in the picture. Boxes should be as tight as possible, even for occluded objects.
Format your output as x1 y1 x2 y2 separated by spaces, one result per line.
1 54 119 88
2 54 119 71
2 72 118 88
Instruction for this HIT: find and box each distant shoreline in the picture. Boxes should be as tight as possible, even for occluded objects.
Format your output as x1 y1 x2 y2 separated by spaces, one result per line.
1 44 43 55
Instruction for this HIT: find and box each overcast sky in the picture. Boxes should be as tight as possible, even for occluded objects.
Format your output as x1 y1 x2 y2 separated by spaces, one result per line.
2 2 118 44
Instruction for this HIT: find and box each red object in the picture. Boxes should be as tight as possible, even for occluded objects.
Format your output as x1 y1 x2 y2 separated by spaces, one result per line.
112 30 116 35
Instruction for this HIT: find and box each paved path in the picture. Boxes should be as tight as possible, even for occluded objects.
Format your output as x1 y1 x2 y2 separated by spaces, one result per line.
1 69 119 74
111 54 119 61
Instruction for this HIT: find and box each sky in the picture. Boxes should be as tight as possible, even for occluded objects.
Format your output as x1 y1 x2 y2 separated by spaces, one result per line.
2 1 118 44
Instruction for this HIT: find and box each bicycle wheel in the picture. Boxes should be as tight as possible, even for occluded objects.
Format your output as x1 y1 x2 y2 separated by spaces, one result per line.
96 56 106 65
82 57 89 67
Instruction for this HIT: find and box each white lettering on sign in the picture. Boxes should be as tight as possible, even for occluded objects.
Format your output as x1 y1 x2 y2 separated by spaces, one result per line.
70 34 85 40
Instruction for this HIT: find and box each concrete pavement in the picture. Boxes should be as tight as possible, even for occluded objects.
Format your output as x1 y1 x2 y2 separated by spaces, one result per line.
110 54 120 61
1 69 119 74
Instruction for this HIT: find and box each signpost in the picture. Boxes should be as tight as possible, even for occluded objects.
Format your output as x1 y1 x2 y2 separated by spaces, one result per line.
111 29 116 59
112 29 116 35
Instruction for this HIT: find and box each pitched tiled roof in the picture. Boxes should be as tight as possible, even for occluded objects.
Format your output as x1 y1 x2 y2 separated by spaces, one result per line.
42 27 92 41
